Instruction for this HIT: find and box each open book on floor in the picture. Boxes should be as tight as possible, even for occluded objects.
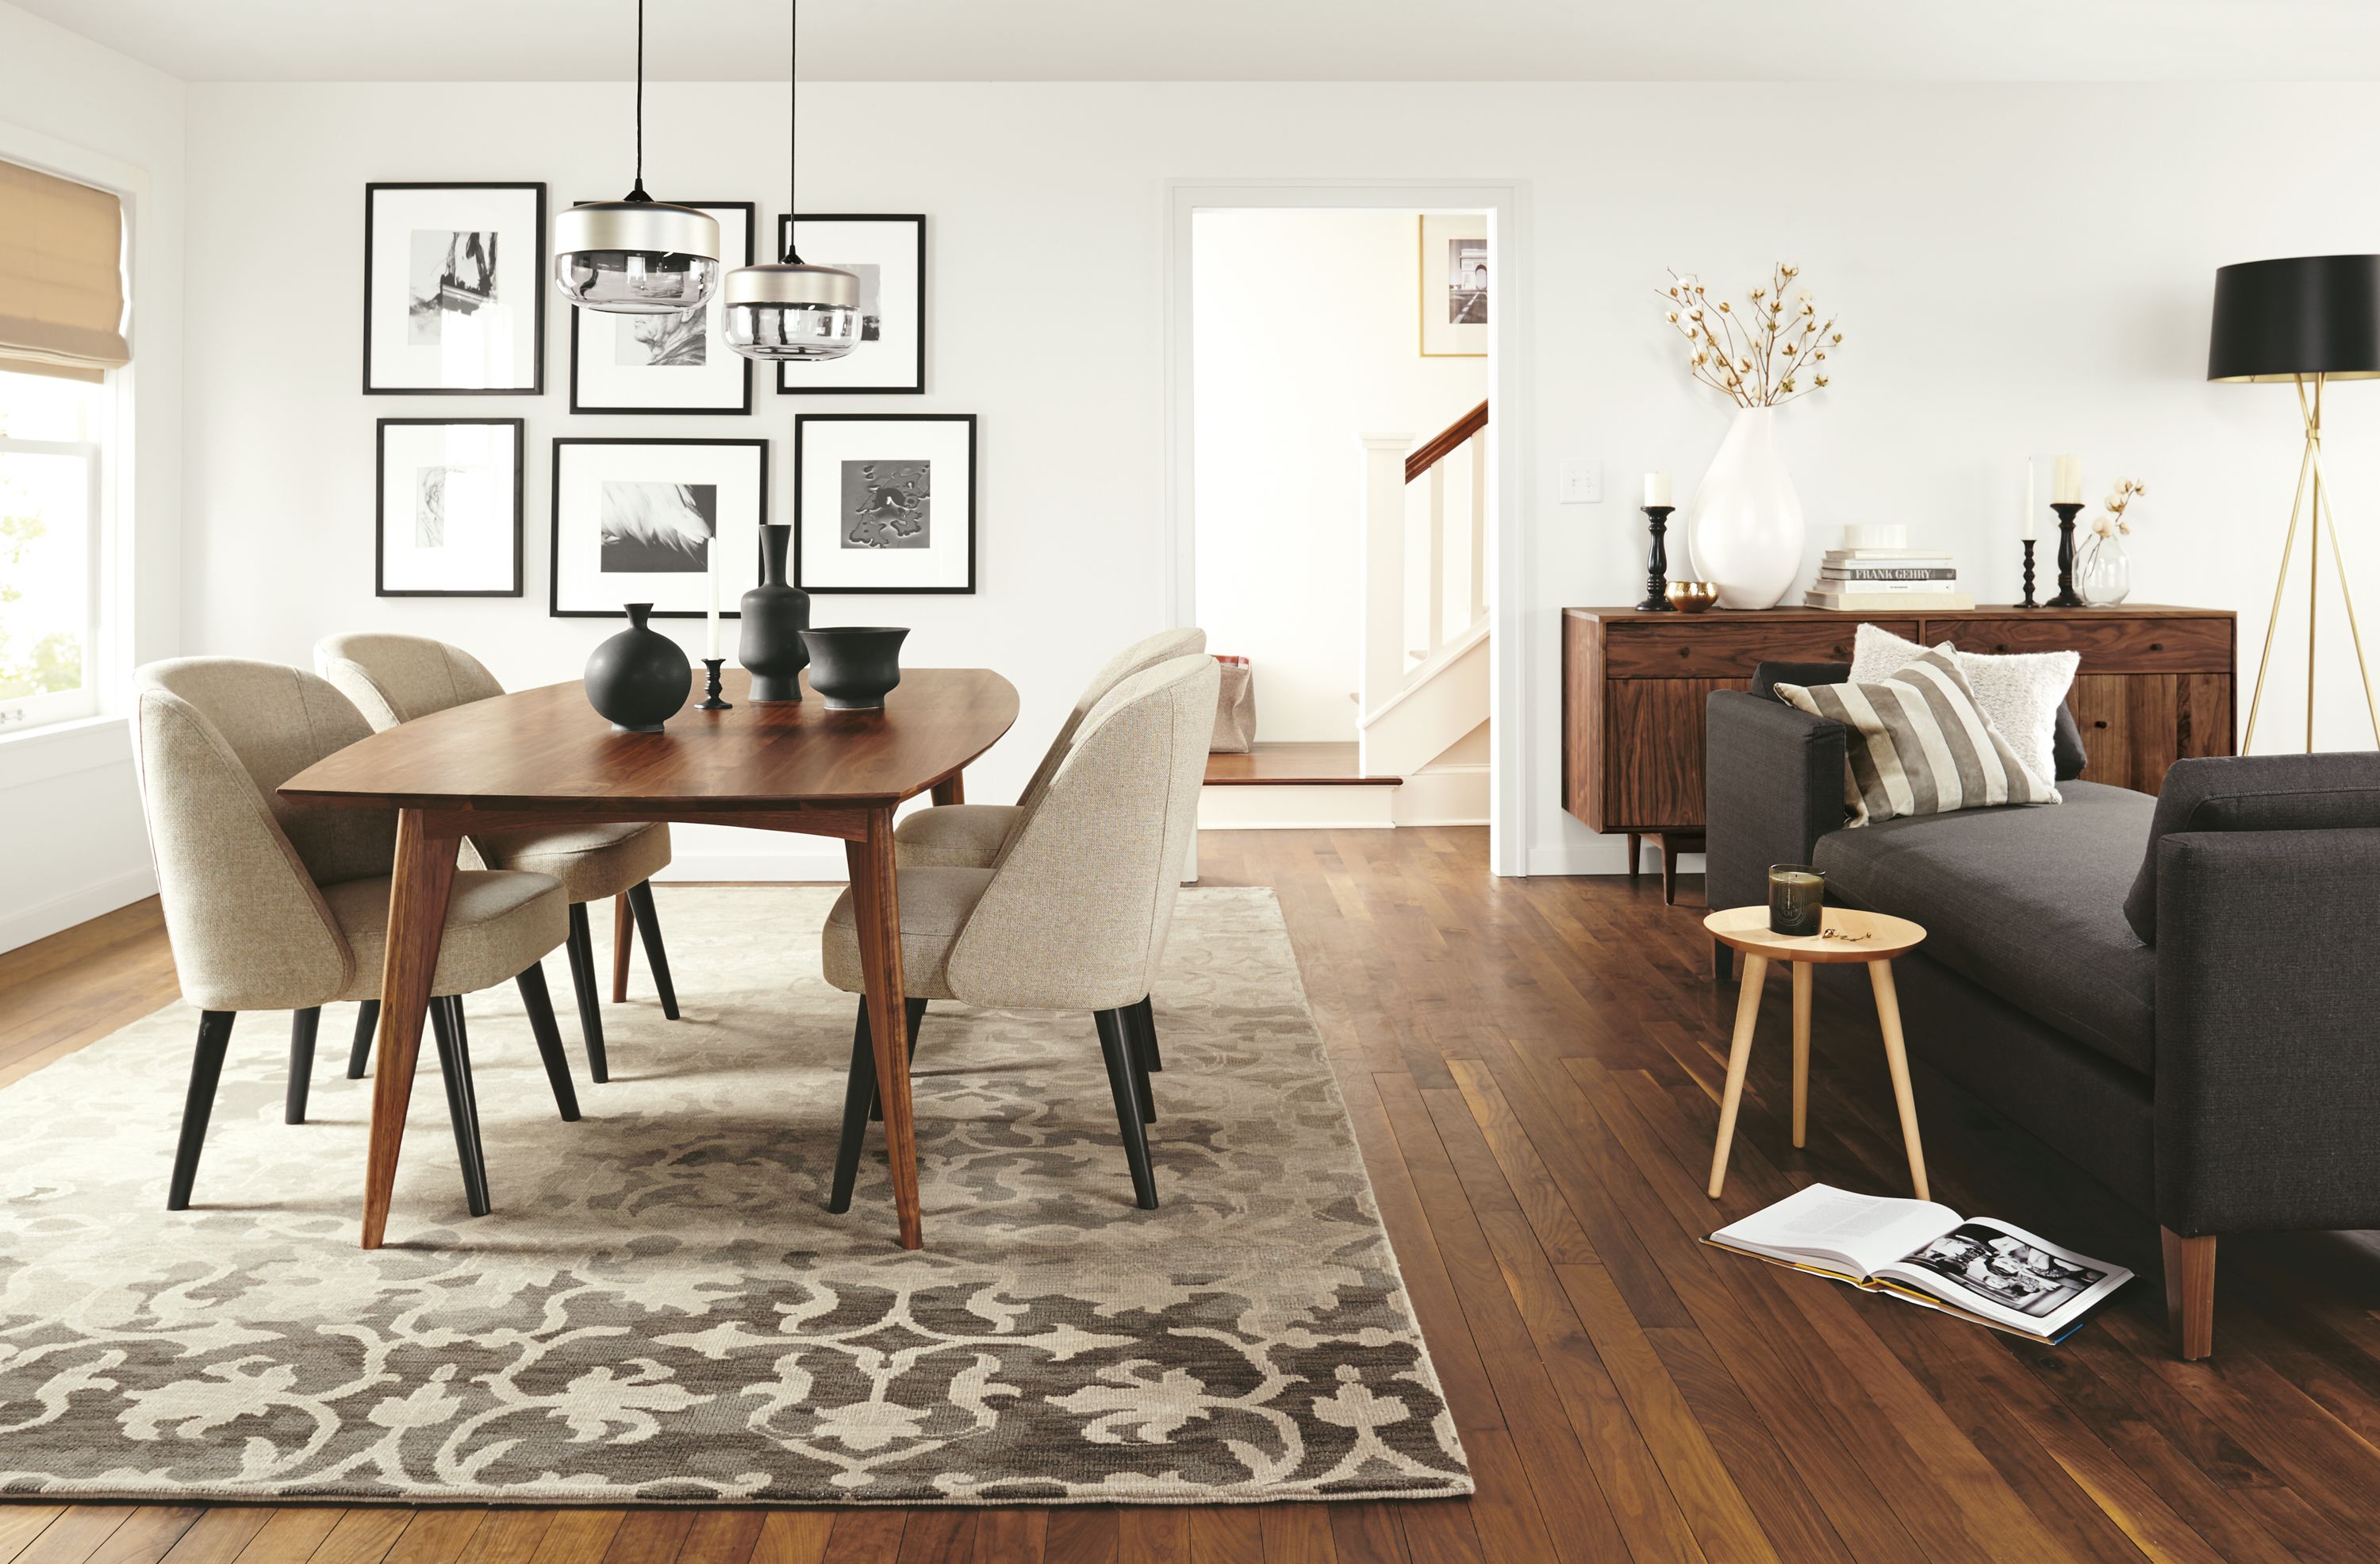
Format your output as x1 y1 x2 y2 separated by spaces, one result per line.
1706 1182 2131 1343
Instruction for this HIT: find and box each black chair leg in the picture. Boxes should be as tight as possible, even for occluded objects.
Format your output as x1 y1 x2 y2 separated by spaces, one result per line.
1121 1001 1157 1124
347 999 378 1079
828 997 881 1215
286 1007 321 1124
428 996 492 1217
624 880 681 1020
516 963 582 1123
1130 994 1162 1072
869 996 927 1123
563 901 609 1084
167 1010 236 1211
1094 1009 1160 1210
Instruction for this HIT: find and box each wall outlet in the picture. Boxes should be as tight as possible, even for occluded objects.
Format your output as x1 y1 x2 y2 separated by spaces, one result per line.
1558 460 1601 505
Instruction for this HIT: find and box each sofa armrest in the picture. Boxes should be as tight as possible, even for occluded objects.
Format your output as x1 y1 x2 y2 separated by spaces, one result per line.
1704 689 1848 916
2155 828 2380 1235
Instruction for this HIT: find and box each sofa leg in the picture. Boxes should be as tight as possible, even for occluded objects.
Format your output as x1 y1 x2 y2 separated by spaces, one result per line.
2163 1228 2217 1361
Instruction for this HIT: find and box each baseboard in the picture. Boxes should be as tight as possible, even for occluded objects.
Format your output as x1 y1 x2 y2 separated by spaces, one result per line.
1198 783 1397 831
652 850 849 884
0 864 157 954
1527 843 1706 878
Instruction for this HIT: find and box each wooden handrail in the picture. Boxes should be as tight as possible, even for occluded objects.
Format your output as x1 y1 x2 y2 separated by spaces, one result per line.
1405 399 1488 485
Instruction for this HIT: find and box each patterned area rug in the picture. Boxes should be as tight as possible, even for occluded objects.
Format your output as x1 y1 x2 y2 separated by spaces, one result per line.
0 886 1469 1505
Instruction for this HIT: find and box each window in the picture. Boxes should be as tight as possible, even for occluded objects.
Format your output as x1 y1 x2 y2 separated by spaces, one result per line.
0 368 106 732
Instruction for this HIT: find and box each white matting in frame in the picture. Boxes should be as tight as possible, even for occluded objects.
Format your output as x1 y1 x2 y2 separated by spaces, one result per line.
774 215 925 394
364 183 545 392
570 202 754 413
551 437 768 617
376 419 523 596
795 414 975 594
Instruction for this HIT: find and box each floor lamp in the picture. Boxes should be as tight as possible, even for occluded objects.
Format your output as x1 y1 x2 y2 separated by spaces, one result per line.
2209 253 2380 752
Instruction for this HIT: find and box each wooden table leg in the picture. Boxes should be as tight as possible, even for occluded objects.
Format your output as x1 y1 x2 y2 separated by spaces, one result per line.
2163 1228 2216 1360
610 891 631 1003
846 808 923 1250
362 809 459 1249
931 770 965 806
1790 961 1812 1149
1707 953 1768 1199
1868 959 1929 1201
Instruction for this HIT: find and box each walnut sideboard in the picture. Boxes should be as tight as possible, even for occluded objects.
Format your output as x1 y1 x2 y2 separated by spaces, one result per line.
1561 605 2237 896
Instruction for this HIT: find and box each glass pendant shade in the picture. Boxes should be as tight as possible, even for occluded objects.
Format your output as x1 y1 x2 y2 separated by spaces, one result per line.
555 199 721 314
723 261 862 361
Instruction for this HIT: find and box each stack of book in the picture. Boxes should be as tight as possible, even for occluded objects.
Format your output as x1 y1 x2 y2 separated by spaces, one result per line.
1805 546 1975 612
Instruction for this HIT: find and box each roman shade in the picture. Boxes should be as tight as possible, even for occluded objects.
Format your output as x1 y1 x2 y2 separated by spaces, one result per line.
0 158 129 384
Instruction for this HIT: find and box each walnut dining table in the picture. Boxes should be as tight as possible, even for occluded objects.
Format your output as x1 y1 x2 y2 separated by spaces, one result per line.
278 667 1019 1252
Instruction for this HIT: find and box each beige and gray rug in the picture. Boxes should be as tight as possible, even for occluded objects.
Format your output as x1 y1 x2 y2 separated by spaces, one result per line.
0 886 1470 1506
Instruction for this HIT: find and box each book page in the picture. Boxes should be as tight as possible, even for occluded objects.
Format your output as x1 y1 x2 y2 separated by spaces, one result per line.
1873 1220 2132 1336
1710 1183 1960 1278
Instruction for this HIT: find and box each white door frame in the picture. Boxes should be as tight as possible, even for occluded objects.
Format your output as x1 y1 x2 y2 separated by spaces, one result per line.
1163 178 1530 878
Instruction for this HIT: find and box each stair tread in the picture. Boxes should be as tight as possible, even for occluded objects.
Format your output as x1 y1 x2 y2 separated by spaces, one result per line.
1203 743 1403 786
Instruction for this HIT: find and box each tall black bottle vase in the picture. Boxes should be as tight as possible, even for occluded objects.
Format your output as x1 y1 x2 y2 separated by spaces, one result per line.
739 524 811 702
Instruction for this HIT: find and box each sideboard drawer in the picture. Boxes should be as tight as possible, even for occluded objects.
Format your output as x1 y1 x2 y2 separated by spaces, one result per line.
1601 617 1922 678
1928 616 2232 674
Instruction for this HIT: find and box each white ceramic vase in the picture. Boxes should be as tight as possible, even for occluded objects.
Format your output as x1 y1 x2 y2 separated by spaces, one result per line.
1687 405 1805 610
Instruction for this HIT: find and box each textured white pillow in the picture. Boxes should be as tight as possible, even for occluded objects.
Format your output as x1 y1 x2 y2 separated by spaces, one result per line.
1848 622 2079 786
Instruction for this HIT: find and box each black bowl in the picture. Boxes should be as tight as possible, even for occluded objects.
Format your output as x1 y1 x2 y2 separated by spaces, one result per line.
800 626 909 710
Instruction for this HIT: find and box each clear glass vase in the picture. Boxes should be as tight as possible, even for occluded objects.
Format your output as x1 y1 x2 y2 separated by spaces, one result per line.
2077 532 2132 606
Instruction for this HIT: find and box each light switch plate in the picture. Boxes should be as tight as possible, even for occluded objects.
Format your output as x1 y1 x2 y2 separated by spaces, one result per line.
1558 460 1601 505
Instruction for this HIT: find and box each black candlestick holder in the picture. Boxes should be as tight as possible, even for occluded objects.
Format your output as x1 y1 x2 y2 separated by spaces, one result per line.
2017 539 2040 609
1637 505 1677 611
697 658 733 710
2047 503 2086 607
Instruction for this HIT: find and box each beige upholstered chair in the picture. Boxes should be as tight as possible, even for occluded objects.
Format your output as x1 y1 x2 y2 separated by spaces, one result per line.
822 653 1221 1211
131 659 580 1216
314 633 677 1085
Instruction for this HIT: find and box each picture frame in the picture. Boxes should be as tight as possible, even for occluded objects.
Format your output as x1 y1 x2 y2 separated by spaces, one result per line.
375 418 524 597
774 214 926 395
550 437 769 618
363 182 546 394
1418 213 1488 359
793 413 976 594
569 201 754 415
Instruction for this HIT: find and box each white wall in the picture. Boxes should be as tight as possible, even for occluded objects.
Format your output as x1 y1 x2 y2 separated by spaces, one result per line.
0 1 184 951
1193 209 1485 744
171 80 2380 883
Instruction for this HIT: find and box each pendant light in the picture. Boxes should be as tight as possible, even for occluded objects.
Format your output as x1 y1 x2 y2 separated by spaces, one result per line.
723 0 860 362
555 0 720 315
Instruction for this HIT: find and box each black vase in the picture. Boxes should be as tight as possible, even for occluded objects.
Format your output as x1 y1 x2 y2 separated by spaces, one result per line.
739 524 810 702
800 627 909 710
584 602 691 733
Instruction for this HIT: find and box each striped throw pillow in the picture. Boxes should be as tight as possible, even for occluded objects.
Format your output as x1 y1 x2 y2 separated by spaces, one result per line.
1776 646 2059 826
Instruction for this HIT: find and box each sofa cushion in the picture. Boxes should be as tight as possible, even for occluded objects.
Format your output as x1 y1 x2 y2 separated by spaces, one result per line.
2124 752 2380 943
1815 780 2158 1076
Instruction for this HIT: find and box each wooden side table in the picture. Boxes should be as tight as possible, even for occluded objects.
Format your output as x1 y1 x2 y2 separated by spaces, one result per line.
1702 905 1931 1202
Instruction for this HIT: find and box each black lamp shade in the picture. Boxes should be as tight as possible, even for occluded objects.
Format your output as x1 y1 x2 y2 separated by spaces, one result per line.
2209 254 2380 382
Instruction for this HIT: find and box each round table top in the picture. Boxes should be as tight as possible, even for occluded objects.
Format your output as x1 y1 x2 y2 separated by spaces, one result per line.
1704 904 1927 963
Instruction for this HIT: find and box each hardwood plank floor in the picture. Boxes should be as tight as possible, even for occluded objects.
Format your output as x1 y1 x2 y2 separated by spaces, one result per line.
8 827 2380 1562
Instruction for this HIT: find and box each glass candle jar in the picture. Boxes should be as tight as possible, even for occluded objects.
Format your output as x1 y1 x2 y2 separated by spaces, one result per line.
1768 864 1825 936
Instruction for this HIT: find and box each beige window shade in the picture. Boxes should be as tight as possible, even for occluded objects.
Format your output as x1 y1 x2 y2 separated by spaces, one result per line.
0 158 129 384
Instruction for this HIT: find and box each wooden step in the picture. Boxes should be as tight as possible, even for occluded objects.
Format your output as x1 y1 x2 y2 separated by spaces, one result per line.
1203 742 1401 786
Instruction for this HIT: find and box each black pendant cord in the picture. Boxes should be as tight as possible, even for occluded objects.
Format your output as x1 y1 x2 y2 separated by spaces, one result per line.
625 0 652 202
783 0 803 263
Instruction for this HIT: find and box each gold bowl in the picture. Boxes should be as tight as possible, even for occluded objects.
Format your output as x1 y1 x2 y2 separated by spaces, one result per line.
1666 579 1721 613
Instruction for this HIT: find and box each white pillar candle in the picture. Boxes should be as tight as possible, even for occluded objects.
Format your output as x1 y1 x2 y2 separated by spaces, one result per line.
1644 471 1672 507
704 553 721 659
2053 455 2081 505
2021 459 2036 540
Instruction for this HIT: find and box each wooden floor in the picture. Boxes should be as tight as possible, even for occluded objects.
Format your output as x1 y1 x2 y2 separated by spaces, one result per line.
9 827 2380 1562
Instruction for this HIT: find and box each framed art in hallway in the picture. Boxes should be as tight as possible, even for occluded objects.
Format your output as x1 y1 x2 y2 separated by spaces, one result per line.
569 202 754 414
363 183 546 393
793 413 976 594
374 418 524 597
1418 213 1488 357
550 437 768 617
774 214 926 395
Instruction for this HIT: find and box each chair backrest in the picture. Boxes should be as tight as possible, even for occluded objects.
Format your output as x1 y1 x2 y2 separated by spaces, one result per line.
313 632 505 732
947 654 1220 1013
131 659 392 1009
1012 628 1206 820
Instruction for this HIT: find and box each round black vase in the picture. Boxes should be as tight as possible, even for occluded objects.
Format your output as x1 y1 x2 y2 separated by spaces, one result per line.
739 524 811 702
800 627 909 710
585 602 692 733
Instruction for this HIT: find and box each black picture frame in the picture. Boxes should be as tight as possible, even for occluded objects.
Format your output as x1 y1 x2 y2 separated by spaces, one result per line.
374 417 525 598
774 213 927 396
549 436 771 618
568 200 755 415
363 182 547 395
793 413 977 595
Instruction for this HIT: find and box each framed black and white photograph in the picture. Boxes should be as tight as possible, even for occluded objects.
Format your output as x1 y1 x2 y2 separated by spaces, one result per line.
774 214 925 395
375 419 524 596
1418 213 1488 358
793 414 974 594
569 201 754 414
551 437 768 617
363 183 546 393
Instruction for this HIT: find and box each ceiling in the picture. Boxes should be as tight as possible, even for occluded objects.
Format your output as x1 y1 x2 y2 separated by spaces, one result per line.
20 0 2380 83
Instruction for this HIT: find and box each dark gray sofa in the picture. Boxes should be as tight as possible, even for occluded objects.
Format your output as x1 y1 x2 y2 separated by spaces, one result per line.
1706 672 2380 1358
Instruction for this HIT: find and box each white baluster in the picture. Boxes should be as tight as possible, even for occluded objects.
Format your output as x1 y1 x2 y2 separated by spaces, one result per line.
1427 460 1446 658
1468 431 1488 628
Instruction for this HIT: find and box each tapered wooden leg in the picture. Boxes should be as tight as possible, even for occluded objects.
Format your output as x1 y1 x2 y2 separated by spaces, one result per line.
1790 963 1812 1149
1122 1000 1158 1124
361 808 459 1249
1660 836 1682 905
846 809 923 1250
868 996 927 1123
1868 959 1929 1201
286 1007 321 1125
829 997 880 1215
1626 832 1642 885
1130 994 1162 1072
167 1010 236 1211
931 770 965 806
516 963 581 1122
347 1000 378 1080
563 901 608 1084
2163 1228 2217 1361
1095 1009 1161 1209
1707 953 1768 1198
428 996 490 1218
610 893 631 1003
625 880 680 1020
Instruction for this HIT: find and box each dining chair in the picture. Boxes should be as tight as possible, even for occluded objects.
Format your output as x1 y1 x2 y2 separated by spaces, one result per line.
822 652 1221 1212
131 659 582 1216
314 633 678 1085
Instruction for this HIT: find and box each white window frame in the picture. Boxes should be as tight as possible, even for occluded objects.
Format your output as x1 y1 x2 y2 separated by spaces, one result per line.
0 428 106 732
